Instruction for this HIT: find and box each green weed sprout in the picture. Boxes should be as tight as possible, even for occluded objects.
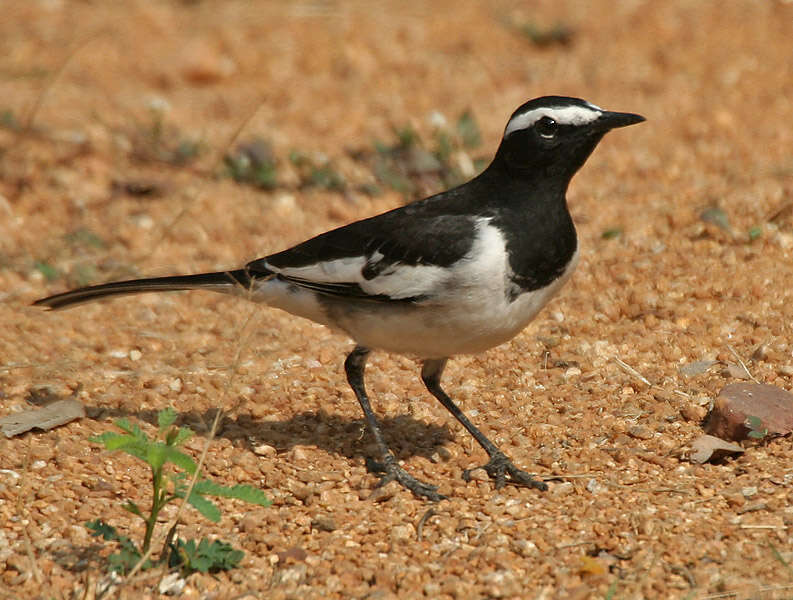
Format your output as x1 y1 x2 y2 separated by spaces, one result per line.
86 408 271 574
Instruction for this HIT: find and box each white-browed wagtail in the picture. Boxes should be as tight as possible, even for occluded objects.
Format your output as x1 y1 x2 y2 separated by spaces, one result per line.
35 96 645 501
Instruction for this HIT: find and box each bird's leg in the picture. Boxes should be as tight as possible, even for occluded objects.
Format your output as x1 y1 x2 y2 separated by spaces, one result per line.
421 359 548 492
345 346 445 501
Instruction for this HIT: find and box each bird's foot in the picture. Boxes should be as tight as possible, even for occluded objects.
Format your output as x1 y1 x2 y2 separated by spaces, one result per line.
366 457 446 502
462 451 548 491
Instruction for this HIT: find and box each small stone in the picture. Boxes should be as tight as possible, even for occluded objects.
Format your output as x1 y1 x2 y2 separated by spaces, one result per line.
390 524 415 542
741 486 758 498
253 443 277 457
681 404 707 422
679 360 718 377
777 365 793 377
429 446 452 463
128 349 142 361
466 468 489 482
704 383 793 441
550 481 574 496
158 572 186 596
510 538 538 557
627 424 653 440
726 362 752 380
240 515 259 533
585 478 601 494
289 446 311 461
168 378 182 392
367 481 398 503
310 517 337 532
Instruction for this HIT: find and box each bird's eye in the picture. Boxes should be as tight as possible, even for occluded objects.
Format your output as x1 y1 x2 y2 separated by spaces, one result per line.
536 116 558 138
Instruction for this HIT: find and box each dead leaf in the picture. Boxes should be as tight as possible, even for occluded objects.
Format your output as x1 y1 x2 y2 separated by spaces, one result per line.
0 399 85 437
689 434 744 464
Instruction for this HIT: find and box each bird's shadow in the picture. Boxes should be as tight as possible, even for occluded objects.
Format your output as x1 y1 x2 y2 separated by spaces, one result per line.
84 404 454 463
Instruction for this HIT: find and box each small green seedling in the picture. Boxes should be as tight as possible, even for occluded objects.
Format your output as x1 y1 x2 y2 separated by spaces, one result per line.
601 227 623 240
169 538 244 575
87 408 271 574
33 260 60 282
226 138 278 189
744 415 768 440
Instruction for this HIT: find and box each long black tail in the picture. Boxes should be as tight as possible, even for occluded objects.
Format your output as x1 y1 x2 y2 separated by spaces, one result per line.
33 269 254 311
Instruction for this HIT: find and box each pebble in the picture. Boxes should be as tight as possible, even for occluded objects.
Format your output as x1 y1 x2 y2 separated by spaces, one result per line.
158 572 186 595
253 443 278 458
289 446 311 461
681 404 707 422
311 517 337 532
390 524 415 543
705 382 793 441
551 482 574 497
627 424 654 440
129 349 142 361
586 478 601 494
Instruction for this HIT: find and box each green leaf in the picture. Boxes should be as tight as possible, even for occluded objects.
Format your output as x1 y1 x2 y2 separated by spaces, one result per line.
146 442 168 471
113 418 139 436
748 225 763 241
747 429 767 440
184 491 222 523
169 537 244 575
163 446 197 475
745 415 764 430
89 431 128 448
602 227 623 240
90 431 152 464
192 480 271 507
86 519 122 542
122 501 144 518
158 407 177 431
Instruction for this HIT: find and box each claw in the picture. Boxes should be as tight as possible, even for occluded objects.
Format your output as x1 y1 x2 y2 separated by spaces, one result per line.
365 456 446 501
462 451 548 492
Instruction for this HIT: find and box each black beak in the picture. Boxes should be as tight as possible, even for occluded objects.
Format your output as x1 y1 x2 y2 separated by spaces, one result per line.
597 111 646 130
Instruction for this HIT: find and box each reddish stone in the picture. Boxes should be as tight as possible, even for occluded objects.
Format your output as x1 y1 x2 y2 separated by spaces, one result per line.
704 383 793 441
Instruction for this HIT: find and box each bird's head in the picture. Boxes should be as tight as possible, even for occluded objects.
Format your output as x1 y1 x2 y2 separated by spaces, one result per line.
494 96 644 182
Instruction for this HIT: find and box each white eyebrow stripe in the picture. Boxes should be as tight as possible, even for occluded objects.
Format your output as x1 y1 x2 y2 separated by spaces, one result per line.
504 104 603 137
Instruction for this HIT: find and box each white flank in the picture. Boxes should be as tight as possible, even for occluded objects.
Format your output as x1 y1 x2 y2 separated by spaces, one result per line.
504 103 602 137
264 253 448 301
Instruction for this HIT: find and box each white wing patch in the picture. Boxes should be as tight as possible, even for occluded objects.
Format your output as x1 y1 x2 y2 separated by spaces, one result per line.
504 103 602 137
263 254 449 301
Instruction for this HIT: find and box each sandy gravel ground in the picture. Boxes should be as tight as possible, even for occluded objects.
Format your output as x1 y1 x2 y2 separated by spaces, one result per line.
2 1 793 598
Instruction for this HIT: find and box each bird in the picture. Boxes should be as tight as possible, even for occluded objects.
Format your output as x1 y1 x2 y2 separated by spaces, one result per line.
34 96 644 501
